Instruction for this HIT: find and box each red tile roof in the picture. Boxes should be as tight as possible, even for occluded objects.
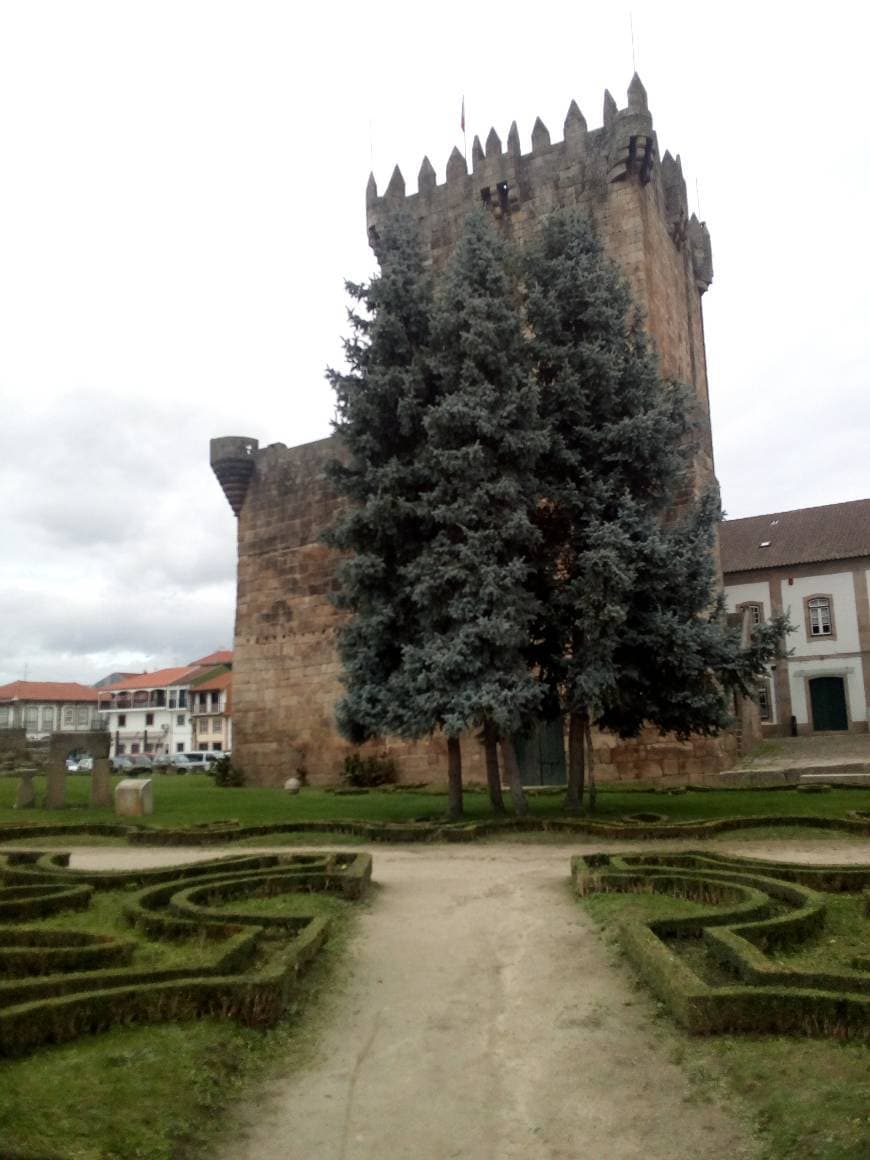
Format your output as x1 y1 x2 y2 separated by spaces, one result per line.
192 670 232 693
188 650 233 667
99 666 200 692
0 681 99 703
721 498 870 573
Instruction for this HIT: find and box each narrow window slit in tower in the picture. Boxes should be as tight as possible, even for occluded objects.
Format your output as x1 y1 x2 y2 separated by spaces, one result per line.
497 181 509 210
480 187 492 207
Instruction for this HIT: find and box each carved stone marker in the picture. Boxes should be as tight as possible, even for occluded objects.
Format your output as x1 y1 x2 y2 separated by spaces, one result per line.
283 776 301 794
89 758 112 808
15 767 36 809
115 778 154 817
46 765 66 810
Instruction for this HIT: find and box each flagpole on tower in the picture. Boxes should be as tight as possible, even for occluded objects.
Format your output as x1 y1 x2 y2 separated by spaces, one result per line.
461 95 467 166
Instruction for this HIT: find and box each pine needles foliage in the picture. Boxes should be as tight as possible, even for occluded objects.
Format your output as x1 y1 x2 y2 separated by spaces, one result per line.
326 207 788 817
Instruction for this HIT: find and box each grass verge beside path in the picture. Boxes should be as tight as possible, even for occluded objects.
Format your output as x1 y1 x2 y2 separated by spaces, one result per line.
0 894 358 1160
681 1036 870 1160
2 775 870 835
582 874 870 1159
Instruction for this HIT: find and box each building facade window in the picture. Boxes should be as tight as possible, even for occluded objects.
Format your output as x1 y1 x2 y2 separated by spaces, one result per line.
41 706 54 730
737 601 763 626
145 713 154 726
757 680 772 722
118 714 126 727
76 707 89 726
62 707 74 726
176 742 184 753
131 743 140 754
805 595 835 639
25 707 38 728
0 707 9 728
176 714 185 726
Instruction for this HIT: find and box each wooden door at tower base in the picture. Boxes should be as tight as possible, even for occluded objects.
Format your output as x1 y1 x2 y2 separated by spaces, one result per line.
514 718 567 785
809 676 848 732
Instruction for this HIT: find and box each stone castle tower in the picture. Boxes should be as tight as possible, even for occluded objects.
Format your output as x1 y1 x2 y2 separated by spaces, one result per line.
212 76 732 787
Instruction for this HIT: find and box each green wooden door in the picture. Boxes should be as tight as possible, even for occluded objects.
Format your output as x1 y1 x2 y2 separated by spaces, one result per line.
809 677 848 732
514 718 567 785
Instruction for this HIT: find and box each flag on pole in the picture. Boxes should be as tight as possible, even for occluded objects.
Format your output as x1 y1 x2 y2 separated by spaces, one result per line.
460 96 465 134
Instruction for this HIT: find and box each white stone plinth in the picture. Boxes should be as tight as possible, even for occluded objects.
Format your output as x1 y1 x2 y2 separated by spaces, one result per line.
115 777 154 817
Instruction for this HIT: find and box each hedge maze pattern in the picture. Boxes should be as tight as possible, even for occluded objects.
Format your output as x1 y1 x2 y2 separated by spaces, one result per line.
1 810 869 848
573 850 870 1038
0 849 371 1057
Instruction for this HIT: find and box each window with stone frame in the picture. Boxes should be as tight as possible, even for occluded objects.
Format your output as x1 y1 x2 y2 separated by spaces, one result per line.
737 601 764 626
41 706 54 731
756 679 772 722
805 594 835 639
62 707 74 727
0 707 9 728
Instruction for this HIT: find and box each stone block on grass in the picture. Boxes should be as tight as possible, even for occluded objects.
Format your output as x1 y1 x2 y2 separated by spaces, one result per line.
115 778 154 817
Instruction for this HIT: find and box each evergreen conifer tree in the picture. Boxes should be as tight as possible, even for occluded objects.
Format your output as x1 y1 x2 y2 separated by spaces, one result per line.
524 210 786 810
325 210 436 746
398 210 548 817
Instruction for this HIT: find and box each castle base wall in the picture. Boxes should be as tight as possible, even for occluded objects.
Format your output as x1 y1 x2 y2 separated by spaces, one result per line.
227 436 735 789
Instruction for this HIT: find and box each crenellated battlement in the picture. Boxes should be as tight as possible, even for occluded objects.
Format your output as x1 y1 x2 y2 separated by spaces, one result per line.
366 74 711 297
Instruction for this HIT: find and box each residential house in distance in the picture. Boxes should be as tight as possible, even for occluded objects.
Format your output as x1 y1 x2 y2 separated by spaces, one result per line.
97 651 232 757
189 666 233 753
0 682 100 739
721 499 870 735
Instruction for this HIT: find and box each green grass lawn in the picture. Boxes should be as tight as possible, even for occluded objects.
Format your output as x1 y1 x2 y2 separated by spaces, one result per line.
0 848 362 1160
583 886 870 1159
1 774 869 835
0 896 357 1160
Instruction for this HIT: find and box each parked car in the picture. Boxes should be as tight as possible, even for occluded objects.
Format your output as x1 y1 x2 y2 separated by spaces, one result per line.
156 753 197 772
65 755 94 772
128 755 153 773
110 756 135 773
182 751 220 769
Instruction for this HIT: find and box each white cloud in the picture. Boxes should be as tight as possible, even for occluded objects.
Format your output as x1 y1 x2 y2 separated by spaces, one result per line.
0 1 867 681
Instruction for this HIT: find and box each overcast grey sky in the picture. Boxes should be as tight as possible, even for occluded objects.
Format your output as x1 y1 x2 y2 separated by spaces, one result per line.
1 1 867 685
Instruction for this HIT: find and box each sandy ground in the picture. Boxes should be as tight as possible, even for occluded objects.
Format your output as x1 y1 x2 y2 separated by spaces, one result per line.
64 837 867 1160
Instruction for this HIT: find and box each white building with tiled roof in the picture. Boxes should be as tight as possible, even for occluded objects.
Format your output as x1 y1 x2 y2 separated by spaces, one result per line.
97 666 198 757
0 681 100 740
96 653 232 758
721 498 870 735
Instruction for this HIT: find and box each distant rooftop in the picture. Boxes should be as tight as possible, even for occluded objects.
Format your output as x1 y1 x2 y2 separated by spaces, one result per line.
0 681 99 703
721 498 870 573
188 649 233 667
99 666 200 692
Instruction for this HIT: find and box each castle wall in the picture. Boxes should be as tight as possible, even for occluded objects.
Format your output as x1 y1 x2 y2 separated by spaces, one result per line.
216 76 730 788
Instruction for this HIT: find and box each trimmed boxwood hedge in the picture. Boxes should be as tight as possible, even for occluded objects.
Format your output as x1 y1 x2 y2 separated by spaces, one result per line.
2 812 870 849
0 850 372 1057
573 849 870 1038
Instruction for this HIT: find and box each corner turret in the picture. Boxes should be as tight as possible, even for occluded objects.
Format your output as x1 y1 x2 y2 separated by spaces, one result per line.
211 436 258 517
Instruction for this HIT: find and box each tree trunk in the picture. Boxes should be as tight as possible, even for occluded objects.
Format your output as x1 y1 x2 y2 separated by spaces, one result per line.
584 712 597 813
499 737 528 817
446 734 464 821
483 720 505 813
565 709 586 812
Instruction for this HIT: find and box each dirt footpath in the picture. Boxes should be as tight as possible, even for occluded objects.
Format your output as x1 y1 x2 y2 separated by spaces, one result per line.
69 840 868 1160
